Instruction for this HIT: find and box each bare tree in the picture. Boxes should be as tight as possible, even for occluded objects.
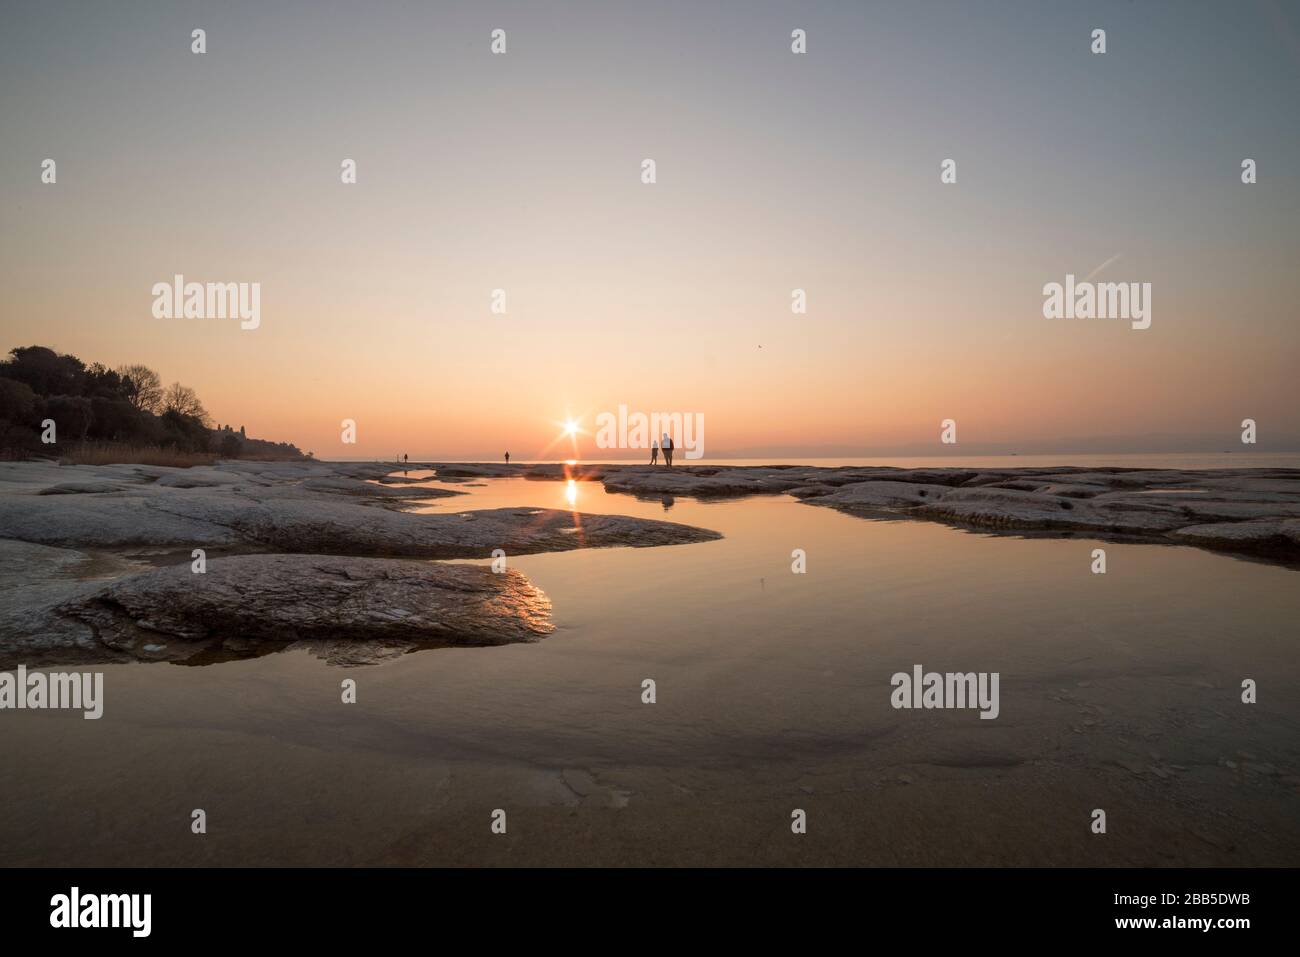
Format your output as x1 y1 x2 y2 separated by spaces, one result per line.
116 363 163 413
161 381 209 423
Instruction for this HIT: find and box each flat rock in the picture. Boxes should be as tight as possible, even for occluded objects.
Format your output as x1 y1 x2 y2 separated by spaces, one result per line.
6 554 555 667
153 469 246 488
484 461 1300 564
808 480 953 510
4 459 1299 574
1170 519 1300 551
0 538 94 580
0 469 721 557
0 461 728 667
299 476 463 499
910 486 1188 533
600 467 821 498
37 481 129 495
782 467 1300 564
0 495 239 548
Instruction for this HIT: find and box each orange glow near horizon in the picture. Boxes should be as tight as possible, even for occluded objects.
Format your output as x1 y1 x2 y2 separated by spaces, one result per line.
2 3 1297 460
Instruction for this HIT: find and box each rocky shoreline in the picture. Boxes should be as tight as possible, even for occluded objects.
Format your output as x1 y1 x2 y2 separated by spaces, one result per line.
0 459 720 667
492 460 1300 564
2 458 1296 667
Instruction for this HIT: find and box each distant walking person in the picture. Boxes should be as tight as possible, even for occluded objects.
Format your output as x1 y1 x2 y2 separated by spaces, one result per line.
662 432 674 467
505 451 510 465
403 453 408 464
649 437 659 465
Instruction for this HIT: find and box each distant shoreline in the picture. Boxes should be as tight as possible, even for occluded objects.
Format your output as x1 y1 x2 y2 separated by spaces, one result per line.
331 451 1300 471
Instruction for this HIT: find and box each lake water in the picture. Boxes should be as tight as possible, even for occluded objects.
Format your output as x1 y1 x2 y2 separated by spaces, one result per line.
2 469 1297 865
357 452 1300 470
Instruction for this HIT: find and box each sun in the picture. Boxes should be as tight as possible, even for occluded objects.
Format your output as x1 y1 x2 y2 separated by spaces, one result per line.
537 413 588 459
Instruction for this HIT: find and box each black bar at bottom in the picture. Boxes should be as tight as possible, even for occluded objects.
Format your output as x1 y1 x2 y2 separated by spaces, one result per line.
0 867 1287 943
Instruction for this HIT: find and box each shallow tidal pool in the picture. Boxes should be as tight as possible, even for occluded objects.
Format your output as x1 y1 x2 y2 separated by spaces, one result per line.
2 475 1297 866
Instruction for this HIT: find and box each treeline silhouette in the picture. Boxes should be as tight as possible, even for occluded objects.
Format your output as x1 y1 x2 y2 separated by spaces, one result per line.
0 345 305 460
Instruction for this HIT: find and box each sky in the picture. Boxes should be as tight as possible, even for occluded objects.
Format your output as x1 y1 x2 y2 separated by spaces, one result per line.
2 0 1298 459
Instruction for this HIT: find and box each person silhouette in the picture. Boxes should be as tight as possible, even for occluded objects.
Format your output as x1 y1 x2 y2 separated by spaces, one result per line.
662 432 674 467
649 437 659 465
505 451 510 465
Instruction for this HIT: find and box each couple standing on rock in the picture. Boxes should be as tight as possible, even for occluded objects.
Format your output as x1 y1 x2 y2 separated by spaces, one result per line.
649 433 675 467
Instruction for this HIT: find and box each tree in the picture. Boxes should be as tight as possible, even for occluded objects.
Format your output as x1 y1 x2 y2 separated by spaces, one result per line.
160 382 209 424
89 396 146 442
44 395 94 441
158 409 210 451
116 364 163 413
83 363 131 400
0 378 38 424
0 346 85 396
0 344 309 460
